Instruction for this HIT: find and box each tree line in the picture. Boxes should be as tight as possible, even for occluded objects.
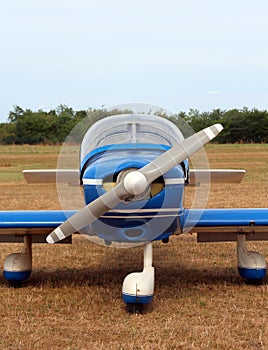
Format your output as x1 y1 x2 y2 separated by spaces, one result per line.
0 105 268 144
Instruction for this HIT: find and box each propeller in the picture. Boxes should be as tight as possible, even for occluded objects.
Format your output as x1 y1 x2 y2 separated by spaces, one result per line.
46 123 223 244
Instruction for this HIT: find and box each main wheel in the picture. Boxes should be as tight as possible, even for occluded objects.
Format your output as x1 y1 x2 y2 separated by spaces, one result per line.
246 278 264 286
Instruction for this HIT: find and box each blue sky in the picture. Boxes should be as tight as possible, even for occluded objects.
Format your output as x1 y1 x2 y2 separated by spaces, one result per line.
0 0 268 122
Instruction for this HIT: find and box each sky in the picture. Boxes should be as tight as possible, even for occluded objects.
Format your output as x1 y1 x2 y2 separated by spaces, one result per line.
0 0 268 122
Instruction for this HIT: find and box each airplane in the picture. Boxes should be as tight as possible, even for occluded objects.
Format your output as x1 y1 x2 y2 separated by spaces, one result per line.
1 112 268 314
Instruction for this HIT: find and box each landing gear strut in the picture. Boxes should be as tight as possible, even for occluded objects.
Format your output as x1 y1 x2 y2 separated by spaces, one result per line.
122 243 155 314
3 235 32 287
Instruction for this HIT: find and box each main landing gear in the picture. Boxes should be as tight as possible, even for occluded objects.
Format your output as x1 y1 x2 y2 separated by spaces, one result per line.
237 234 267 284
122 243 154 314
3 235 32 287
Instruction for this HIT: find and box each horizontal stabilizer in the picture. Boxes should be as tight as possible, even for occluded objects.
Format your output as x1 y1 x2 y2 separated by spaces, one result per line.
23 169 245 186
23 169 80 185
189 169 245 184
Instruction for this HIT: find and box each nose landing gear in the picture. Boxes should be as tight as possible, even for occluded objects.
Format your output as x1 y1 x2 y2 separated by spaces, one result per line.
122 243 154 314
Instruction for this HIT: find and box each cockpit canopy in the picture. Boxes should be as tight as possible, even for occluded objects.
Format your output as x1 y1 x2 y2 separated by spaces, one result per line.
80 114 184 162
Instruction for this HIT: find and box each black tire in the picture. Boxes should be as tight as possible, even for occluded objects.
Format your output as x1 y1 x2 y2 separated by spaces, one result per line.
8 280 23 288
126 303 144 314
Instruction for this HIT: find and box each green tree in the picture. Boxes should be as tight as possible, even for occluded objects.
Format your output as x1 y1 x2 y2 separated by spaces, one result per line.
2 105 268 145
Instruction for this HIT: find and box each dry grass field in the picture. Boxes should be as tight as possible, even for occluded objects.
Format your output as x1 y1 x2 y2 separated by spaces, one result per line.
0 144 268 349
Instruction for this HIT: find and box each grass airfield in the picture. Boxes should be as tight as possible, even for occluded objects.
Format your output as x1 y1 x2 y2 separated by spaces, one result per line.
0 144 268 349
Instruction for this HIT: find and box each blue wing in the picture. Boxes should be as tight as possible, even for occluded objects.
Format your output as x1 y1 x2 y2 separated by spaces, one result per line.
183 208 268 242
0 210 77 243
1 208 268 243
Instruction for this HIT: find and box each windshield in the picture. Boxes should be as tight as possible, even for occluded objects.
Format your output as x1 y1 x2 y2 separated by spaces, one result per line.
80 114 184 161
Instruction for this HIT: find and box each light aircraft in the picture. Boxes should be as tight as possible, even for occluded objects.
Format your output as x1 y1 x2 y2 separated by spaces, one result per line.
1 112 268 313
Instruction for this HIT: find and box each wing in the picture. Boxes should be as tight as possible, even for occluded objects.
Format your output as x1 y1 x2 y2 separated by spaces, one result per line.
0 210 77 243
183 208 268 242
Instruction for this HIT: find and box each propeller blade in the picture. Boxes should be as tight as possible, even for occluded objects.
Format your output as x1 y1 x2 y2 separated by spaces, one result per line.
139 124 223 183
46 123 223 244
46 181 129 243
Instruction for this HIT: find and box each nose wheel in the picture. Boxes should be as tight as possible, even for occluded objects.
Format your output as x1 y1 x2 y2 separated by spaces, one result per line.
122 243 155 314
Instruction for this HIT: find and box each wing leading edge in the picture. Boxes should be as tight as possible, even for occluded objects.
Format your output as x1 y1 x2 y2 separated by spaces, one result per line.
183 208 268 242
